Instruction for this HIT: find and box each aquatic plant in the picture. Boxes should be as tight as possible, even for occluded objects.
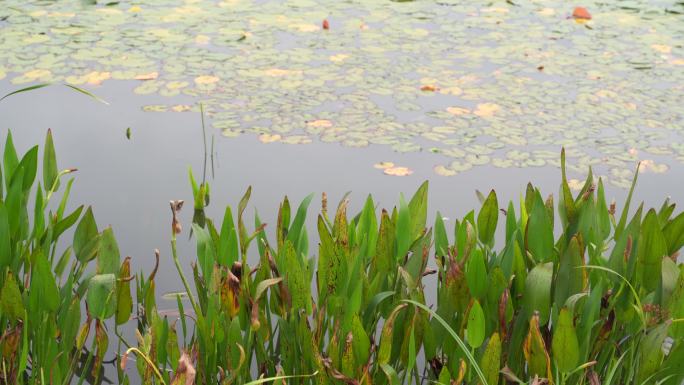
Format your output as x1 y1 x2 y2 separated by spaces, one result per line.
1 131 683 384
0 130 132 384
129 151 684 384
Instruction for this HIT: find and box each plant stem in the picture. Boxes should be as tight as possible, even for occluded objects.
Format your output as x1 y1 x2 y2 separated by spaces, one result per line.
124 348 167 385
170 236 201 319
76 336 97 385
200 103 207 185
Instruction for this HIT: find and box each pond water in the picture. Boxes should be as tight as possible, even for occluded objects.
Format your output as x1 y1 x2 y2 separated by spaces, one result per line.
1 0 684 382
2 0 684 186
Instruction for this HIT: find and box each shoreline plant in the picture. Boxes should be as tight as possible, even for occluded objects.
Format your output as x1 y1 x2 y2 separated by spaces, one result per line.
1 131 683 385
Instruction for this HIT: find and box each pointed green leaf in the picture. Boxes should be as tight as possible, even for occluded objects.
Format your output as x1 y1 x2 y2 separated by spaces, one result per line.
408 181 428 240
286 193 314 251
663 212 684 256
255 277 283 301
558 148 576 230
33 252 59 313
284 241 311 314
375 209 395 275
596 178 611 241
552 308 579 372
466 249 487 299
480 332 501 385
669 269 684 339
43 129 59 192
554 236 585 307
637 209 667 292
218 205 239 266
378 304 407 364
73 207 99 263
3 131 19 191
615 164 640 240
115 258 132 325
637 323 669 384
396 194 411 260
524 313 551 379
97 227 120 275
0 203 10 271
466 300 485 348
0 273 24 321
435 212 449 257
87 274 116 320
357 194 378 259
505 201 517 245
193 223 216 280
522 263 553 325
438 366 451 384
477 190 498 247
526 193 554 263
16 146 38 191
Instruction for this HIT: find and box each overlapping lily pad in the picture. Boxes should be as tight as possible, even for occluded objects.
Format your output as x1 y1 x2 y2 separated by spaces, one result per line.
1 0 683 186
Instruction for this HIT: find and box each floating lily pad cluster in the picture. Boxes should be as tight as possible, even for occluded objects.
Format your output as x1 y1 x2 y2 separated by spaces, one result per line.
1 0 683 185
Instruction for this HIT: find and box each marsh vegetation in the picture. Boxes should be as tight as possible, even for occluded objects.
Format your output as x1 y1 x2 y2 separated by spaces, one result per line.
0 131 683 384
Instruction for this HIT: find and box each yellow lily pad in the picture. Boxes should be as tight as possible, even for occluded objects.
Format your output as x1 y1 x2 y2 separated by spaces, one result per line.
194 75 219 85
307 119 333 128
329 54 349 63
83 71 111 85
474 103 501 117
446 106 470 116
258 133 282 143
434 165 457 176
170 105 192 112
135 72 159 81
383 166 413 176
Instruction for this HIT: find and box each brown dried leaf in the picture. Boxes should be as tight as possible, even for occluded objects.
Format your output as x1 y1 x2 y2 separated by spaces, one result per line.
170 352 196 385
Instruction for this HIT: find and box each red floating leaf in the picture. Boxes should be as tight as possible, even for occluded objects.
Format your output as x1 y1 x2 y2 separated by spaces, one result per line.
572 7 592 20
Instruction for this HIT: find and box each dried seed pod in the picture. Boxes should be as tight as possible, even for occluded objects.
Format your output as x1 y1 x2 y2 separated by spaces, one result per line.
170 200 185 234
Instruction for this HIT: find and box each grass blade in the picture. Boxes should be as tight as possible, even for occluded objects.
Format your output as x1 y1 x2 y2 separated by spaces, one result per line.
0 83 52 102
583 265 646 328
244 371 319 385
403 299 489 385
1 83 109 105
63 84 110 105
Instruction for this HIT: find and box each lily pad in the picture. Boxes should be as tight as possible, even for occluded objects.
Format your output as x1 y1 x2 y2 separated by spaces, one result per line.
383 166 413 176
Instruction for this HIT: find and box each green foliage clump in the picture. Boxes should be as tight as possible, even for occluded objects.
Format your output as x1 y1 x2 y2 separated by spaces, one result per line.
0 130 132 384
